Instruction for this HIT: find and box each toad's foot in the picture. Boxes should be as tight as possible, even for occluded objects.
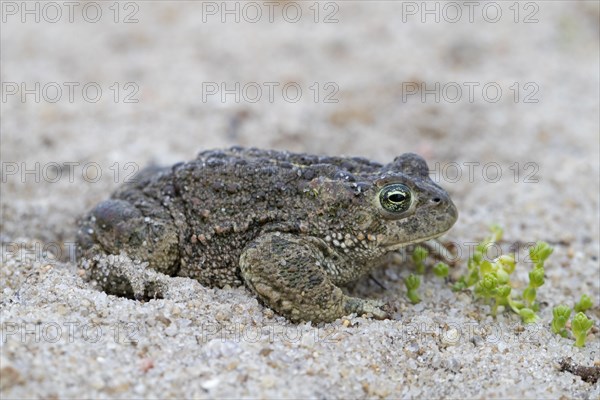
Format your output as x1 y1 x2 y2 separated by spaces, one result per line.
239 233 389 323
81 250 170 300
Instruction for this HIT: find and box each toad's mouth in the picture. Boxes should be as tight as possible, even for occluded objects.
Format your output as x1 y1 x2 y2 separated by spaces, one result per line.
383 228 452 251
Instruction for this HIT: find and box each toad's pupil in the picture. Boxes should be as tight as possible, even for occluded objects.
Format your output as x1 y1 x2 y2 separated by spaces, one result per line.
388 193 406 203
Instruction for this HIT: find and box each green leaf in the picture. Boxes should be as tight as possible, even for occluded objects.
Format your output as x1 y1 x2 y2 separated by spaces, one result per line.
412 246 428 275
574 294 593 313
572 312 594 347
407 290 421 304
476 273 498 298
433 262 449 278
404 274 421 291
404 274 421 304
551 305 571 337
471 251 483 266
511 300 525 310
480 260 494 275
490 224 504 242
528 267 545 288
519 308 539 324
529 241 553 268
497 254 516 274
495 268 510 285
412 246 428 263
465 268 480 287
523 287 537 306
495 285 511 299
452 281 466 292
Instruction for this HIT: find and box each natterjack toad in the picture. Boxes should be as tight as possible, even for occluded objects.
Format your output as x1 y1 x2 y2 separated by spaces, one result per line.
77 147 457 322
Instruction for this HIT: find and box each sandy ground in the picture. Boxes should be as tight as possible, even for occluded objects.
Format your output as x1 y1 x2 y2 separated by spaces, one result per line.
1 1 599 398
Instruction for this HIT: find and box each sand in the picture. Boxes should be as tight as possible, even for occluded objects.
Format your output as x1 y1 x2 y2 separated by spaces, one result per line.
1 1 599 398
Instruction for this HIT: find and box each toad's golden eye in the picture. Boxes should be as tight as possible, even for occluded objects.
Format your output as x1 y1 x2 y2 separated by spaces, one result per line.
379 184 412 213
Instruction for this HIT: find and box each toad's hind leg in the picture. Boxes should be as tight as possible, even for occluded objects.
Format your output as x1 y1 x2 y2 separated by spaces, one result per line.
239 233 388 322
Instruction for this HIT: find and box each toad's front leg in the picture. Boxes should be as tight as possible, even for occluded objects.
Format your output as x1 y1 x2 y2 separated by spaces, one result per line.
239 232 388 323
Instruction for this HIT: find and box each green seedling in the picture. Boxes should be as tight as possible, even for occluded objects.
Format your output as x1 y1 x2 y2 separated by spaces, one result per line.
433 262 449 278
405 247 447 303
522 241 551 308
473 272 505 317
404 273 421 304
571 312 594 347
519 307 540 324
523 266 545 310
439 226 594 346
574 294 593 313
412 246 428 275
551 305 571 337
452 226 504 292
529 241 554 269
452 226 553 324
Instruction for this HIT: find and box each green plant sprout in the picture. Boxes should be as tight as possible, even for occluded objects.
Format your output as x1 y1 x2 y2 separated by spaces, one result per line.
452 225 504 291
571 312 594 347
522 242 552 310
551 305 571 337
412 246 428 275
433 262 449 278
405 248 447 303
402 224 596 347
550 305 595 347
574 294 593 313
404 273 421 304
409 225 595 347
523 265 545 310
452 226 553 324
519 308 540 324
529 241 554 269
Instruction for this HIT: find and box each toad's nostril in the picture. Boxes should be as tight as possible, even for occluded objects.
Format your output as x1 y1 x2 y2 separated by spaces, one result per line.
431 197 441 203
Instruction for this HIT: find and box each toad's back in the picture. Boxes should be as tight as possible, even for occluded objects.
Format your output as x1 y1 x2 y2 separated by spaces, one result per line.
166 148 385 286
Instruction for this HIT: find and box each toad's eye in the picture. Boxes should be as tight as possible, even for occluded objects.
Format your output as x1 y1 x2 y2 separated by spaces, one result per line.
379 184 412 213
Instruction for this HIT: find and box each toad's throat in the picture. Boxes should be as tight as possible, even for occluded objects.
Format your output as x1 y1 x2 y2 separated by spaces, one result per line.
383 229 451 251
